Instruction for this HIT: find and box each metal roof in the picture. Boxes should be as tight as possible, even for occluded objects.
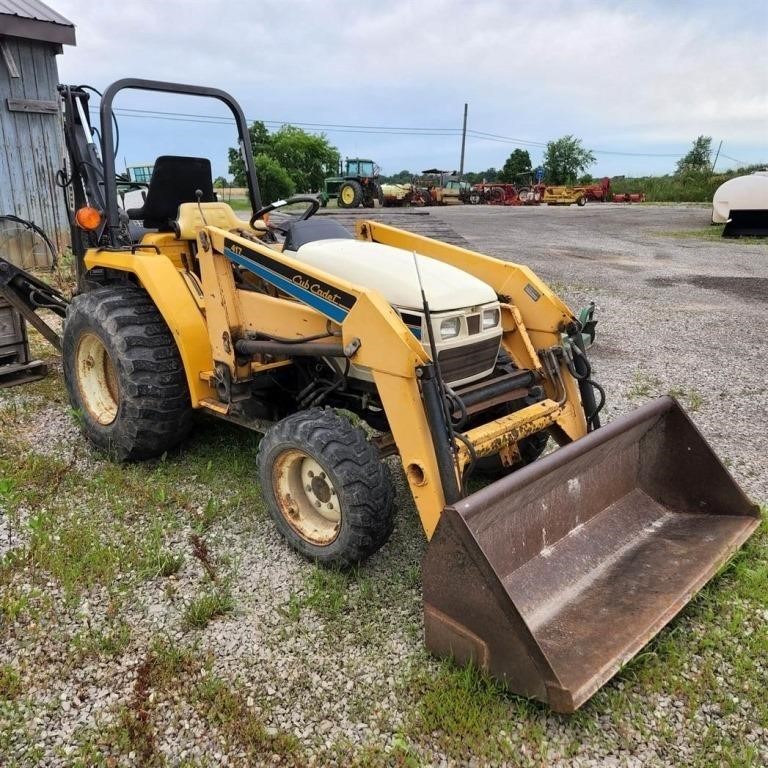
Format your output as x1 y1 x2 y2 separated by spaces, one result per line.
0 0 76 46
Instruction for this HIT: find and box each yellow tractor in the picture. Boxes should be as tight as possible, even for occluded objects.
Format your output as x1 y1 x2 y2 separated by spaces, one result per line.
20 79 756 713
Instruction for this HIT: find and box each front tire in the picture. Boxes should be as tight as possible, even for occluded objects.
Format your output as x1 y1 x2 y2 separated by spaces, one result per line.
63 286 192 460
257 409 395 567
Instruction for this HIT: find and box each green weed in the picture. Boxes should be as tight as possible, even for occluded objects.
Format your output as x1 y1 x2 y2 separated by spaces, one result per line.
626 371 661 400
0 664 22 699
183 588 234 629
71 622 132 658
667 386 704 412
405 661 515 762
195 673 299 757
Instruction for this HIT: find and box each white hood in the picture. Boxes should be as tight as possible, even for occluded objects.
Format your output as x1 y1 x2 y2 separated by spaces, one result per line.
293 239 496 311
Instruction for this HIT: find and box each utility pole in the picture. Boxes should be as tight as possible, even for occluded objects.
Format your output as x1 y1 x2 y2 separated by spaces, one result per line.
711 139 722 172
458 103 468 180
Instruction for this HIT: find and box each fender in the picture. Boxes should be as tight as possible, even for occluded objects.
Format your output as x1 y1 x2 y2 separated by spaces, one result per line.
83 248 215 406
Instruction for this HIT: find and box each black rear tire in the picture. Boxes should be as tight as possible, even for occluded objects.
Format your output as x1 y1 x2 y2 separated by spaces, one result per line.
337 180 363 209
257 408 395 567
63 286 192 460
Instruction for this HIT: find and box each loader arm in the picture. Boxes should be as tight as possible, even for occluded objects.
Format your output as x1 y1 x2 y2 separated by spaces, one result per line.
197 225 573 536
356 220 589 443
201 226 453 534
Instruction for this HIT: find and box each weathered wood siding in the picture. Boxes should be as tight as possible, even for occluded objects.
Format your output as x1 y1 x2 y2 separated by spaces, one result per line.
0 36 68 268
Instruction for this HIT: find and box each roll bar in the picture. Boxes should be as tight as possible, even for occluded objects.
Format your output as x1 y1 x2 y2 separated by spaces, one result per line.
99 78 262 246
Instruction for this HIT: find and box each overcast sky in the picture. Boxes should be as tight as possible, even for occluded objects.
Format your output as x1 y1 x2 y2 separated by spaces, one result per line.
53 0 768 180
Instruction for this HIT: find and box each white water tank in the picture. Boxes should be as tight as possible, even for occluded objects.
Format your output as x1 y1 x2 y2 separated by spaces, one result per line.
712 171 768 223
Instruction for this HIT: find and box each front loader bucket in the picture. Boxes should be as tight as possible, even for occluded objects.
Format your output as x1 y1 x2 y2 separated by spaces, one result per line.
423 397 760 713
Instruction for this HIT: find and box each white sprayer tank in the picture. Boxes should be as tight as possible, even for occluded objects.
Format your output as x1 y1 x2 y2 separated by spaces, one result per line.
712 171 768 223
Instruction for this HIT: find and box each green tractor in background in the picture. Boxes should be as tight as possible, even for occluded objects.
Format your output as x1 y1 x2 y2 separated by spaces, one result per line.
319 158 383 208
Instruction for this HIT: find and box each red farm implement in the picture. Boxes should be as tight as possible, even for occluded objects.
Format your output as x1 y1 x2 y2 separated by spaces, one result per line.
468 183 544 206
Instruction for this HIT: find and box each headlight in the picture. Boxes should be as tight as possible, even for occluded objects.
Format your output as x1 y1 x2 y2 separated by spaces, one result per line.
439 316 461 339
482 308 500 329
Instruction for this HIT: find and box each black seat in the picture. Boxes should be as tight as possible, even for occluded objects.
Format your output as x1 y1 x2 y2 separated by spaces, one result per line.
282 218 354 252
126 155 215 230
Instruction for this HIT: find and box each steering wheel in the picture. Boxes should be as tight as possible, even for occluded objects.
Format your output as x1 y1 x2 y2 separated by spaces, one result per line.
249 195 320 231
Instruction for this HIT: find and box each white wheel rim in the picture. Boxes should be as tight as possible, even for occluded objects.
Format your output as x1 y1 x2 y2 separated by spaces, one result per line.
273 450 341 545
75 332 119 425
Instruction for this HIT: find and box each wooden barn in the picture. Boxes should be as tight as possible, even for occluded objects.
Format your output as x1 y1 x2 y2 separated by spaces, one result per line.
0 0 75 268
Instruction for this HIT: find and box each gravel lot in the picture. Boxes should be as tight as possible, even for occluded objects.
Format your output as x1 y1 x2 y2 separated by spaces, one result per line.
0 204 765 767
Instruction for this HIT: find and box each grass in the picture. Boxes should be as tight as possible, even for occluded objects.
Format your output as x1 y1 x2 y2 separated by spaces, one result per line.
0 407 264 598
225 197 251 211
295 567 351 621
667 386 704 412
280 564 388 644
404 662 516 762
71 621 132 658
612 165 766 203
21 501 188 595
183 588 234 628
0 664 22 699
628 375 704 412
194 673 299 758
2 314 766 763
661 224 768 243
626 371 661 400
336 738 421 767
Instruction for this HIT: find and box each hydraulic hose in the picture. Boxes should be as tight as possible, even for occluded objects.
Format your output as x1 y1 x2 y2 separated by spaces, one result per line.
0 215 58 269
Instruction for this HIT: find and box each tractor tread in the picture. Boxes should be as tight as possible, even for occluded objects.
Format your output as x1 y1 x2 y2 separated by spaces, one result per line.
257 408 395 566
63 286 192 460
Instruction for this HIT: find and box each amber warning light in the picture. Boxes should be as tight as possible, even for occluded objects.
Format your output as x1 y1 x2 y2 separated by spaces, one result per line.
75 206 102 231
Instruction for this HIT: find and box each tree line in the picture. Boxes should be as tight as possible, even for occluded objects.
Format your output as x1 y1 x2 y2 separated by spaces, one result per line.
227 125 760 203
379 138 597 185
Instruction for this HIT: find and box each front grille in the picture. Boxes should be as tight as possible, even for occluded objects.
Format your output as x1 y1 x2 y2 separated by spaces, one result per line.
438 336 500 383
466 314 481 335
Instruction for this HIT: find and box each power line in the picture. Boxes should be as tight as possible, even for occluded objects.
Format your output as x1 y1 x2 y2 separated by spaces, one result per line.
88 106 463 135
467 129 548 147
720 152 752 166
86 105 756 162
467 129 685 157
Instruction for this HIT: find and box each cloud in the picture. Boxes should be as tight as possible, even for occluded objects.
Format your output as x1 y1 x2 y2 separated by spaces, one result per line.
53 0 768 176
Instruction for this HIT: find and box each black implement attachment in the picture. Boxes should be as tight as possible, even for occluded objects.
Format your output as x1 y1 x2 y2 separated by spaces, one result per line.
0 256 68 352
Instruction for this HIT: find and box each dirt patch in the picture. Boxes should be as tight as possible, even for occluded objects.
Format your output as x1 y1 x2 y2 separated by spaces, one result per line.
646 275 768 303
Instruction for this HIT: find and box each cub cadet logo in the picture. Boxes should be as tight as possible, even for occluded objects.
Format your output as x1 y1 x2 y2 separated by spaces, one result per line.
292 275 343 306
